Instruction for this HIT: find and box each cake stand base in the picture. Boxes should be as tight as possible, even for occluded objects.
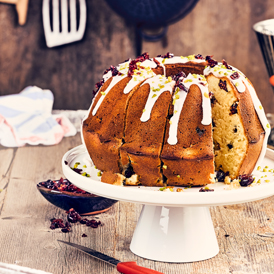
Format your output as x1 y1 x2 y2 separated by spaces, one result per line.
130 205 219 262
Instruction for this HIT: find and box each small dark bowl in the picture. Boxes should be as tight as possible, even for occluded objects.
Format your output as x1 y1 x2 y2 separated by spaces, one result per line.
37 181 118 215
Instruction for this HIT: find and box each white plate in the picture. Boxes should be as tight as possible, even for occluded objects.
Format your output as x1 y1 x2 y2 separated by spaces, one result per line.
62 145 274 207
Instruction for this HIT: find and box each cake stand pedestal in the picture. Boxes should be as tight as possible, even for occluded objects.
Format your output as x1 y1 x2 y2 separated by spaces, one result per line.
62 145 274 263
130 205 218 262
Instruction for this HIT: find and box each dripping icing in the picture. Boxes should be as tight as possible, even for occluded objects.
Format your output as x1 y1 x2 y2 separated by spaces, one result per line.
140 75 175 122
167 74 211 145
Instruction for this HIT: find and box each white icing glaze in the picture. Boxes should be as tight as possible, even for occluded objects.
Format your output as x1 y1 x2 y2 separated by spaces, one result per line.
204 63 271 172
140 75 175 122
167 74 211 145
155 55 205 66
92 75 127 115
204 63 246 92
123 67 156 94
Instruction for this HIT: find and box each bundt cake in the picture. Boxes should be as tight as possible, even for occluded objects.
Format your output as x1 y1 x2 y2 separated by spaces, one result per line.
82 53 270 187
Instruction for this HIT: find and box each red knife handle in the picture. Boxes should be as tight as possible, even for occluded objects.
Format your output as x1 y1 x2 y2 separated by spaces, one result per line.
117 262 164 274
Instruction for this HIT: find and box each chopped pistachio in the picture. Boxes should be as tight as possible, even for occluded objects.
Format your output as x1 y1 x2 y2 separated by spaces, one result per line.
152 94 157 98
224 72 228 76
174 110 178 114
82 172 87 176
83 165 87 168
204 92 209 98
267 123 270 128
94 166 97 169
263 168 268 172
259 105 263 110
169 121 172 125
101 91 106 95
257 166 261 170
257 179 261 184
177 175 180 178
163 165 167 169
143 109 146 113
265 180 270 183
159 187 166 191
86 174 91 177
97 171 102 177
265 166 269 168
175 94 180 100
168 76 172 82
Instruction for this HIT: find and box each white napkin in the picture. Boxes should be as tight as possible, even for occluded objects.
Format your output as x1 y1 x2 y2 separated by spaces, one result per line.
0 86 77 147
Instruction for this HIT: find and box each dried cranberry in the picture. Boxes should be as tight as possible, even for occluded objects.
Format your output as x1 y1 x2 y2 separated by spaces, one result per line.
64 161 68 165
195 54 204 59
227 143 233 149
239 174 254 187
39 178 88 194
67 208 81 223
222 60 232 70
61 228 70 233
86 219 101 228
196 127 205 136
80 218 88 224
199 187 214 192
93 79 104 95
71 168 83 174
50 218 65 229
205 56 218 68
172 71 186 82
82 234 87 237
216 170 226 182
219 79 228 92
157 52 174 58
104 65 122 77
230 102 238 115
209 92 217 105
230 72 240 80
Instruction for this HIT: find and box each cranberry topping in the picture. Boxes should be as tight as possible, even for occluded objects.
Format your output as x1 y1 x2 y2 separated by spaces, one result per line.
222 60 232 70
128 52 150 77
157 52 174 58
104 65 122 77
195 54 204 59
205 56 218 68
82 234 88 237
172 71 186 82
239 174 254 187
93 79 104 95
219 79 228 92
230 72 240 80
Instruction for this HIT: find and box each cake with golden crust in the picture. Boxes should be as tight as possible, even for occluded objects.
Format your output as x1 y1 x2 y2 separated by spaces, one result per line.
82 53 270 187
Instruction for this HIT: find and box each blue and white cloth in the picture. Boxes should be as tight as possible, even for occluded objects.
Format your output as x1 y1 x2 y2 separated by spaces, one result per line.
0 86 76 147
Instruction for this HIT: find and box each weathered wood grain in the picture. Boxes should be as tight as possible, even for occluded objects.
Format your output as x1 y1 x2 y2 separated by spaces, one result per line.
1 135 274 273
0 0 274 113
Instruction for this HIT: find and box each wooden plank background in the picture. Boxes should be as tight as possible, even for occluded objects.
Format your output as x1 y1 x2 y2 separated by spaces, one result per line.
0 0 274 113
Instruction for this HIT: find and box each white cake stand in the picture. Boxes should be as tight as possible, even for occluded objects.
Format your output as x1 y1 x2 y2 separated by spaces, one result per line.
62 145 274 263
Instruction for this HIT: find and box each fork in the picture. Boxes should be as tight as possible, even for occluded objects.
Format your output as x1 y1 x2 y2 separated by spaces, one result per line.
42 0 87 48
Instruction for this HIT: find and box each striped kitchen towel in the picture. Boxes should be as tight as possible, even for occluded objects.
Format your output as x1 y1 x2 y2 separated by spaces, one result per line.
0 86 77 147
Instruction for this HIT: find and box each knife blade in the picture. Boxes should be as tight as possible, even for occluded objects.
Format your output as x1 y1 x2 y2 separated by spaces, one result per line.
58 240 164 274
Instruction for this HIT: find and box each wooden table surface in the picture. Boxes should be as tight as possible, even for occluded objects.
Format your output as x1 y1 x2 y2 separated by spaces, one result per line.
1 134 274 274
